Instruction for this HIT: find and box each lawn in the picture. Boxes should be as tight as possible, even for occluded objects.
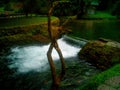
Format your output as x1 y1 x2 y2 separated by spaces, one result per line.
0 7 4 12
82 11 116 19
0 16 58 28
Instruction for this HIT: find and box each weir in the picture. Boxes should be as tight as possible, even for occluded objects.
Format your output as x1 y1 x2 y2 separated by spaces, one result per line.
1 36 100 90
7 36 83 73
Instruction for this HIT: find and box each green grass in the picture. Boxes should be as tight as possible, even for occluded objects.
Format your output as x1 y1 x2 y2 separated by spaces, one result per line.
78 64 120 90
0 7 4 12
0 16 58 28
82 11 116 19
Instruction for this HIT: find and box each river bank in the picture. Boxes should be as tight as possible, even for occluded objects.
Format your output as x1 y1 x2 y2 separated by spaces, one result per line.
0 16 60 52
0 15 120 90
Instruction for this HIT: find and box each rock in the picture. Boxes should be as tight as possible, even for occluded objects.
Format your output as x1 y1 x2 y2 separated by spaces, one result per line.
79 38 120 70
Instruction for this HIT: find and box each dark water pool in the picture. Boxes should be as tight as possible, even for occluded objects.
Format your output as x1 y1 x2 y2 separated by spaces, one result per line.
67 20 120 42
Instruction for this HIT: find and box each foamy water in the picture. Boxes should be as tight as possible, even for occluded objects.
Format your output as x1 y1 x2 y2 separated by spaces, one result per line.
7 38 81 73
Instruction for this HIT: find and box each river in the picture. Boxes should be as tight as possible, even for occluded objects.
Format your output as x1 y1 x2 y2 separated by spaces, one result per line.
66 20 120 42
0 36 100 90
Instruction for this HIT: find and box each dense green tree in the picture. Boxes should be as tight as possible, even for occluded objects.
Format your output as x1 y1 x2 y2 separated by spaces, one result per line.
4 2 13 11
69 0 99 19
98 0 116 11
22 0 48 16
22 0 37 16
53 1 74 16
97 0 120 17
0 0 48 15
69 0 83 15
111 1 120 17
0 0 9 4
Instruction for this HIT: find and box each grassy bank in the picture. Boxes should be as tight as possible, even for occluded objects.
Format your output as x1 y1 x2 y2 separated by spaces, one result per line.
0 16 58 28
0 15 119 90
0 16 59 50
78 64 120 90
82 11 116 19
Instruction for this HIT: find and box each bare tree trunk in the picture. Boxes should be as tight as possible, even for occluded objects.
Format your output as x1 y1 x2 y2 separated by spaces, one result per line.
47 1 66 90
47 41 65 90
47 43 60 89
54 40 66 78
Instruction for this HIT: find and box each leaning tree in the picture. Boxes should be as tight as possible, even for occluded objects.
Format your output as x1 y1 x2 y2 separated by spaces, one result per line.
47 0 71 90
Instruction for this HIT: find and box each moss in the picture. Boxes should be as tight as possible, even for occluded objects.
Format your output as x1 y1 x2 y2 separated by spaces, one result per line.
79 40 120 70
0 34 32 45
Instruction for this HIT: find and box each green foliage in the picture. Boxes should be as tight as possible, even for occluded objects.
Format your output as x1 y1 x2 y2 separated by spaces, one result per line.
0 33 36 49
0 7 4 12
0 0 10 4
53 1 74 16
81 11 116 19
4 2 13 11
111 1 120 17
22 0 48 15
98 0 120 18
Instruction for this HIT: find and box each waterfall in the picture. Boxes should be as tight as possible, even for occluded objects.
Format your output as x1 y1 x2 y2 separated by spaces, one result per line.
7 37 85 73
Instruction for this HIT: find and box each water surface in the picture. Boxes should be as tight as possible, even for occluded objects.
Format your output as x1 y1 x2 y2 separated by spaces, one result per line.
0 36 100 90
67 20 120 42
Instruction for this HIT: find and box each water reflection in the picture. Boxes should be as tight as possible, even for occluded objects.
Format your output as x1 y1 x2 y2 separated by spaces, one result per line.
67 20 120 41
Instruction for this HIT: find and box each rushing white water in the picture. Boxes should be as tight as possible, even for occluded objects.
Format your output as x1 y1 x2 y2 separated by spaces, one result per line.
7 38 81 73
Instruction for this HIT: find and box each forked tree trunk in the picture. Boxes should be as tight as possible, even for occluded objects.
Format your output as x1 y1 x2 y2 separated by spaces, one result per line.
47 40 66 89
47 1 66 90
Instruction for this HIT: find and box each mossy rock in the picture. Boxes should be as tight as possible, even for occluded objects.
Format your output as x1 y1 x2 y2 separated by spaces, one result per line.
79 38 120 70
